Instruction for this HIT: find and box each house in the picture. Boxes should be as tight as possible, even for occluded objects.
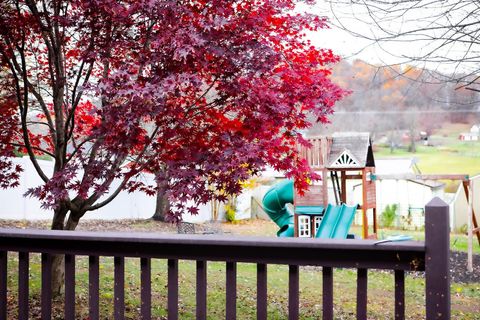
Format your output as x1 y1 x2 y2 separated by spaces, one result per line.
459 124 480 141
471 124 480 134
459 133 479 141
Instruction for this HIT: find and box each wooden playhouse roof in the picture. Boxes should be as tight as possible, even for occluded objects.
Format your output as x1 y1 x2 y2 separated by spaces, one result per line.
326 132 374 169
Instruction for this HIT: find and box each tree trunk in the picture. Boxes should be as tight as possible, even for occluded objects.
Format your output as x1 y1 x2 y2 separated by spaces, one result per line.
407 117 417 153
151 184 169 221
408 131 416 153
50 207 83 296
389 131 395 153
50 254 65 297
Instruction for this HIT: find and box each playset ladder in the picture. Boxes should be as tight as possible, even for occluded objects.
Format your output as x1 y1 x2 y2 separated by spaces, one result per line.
330 171 342 205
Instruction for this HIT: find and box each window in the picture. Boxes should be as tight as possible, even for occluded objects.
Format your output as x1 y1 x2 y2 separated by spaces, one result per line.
314 216 322 235
298 216 311 237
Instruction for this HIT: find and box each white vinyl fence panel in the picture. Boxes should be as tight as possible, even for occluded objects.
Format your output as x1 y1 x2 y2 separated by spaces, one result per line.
0 157 212 222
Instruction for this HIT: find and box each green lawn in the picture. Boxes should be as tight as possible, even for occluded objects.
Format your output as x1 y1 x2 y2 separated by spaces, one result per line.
375 142 480 177
348 226 480 254
374 138 480 193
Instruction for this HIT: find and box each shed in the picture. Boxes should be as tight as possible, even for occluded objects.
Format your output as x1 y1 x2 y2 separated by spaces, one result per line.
450 174 480 231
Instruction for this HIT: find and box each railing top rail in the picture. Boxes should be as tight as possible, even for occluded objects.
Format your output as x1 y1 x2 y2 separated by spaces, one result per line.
0 229 426 271
0 228 425 251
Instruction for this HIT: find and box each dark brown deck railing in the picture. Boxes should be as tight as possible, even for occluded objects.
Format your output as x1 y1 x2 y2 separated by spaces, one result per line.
0 198 450 319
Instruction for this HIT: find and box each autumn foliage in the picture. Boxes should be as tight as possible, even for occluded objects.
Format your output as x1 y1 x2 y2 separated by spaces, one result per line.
0 0 345 225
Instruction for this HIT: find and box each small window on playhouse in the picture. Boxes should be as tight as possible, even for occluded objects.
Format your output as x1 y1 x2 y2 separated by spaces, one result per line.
314 216 322 235
298 216 311 237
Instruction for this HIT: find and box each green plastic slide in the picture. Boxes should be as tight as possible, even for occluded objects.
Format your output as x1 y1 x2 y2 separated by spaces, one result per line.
331 204 358 239
315 204 358 239
315 204 341 238
262 180 295 237
262 180 357 238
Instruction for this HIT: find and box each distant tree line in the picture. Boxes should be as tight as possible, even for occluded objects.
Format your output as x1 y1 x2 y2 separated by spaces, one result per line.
309 60 479 142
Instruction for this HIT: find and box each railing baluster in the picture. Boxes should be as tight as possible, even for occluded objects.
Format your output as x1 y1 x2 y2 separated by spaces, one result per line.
226 261 237 320
65 254 76 320
0 251 6 320
356 268 368 320
114 257 125 320
322 267 333 320
394 270 405 320
168 259 178 320
196 260 207 320
256 263 267 320
41 253 52 320
288 265 299 320
89 256 100 320
140 258 151 320
18 252 29 320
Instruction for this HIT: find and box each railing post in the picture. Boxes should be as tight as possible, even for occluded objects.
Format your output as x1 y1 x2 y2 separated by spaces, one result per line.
256 264 267 320
356 268 368 320
168 259 179 320
18 252 29 320
0 251 6 320
196 260 207 320
141 258 152 320
425 197 450 320
114 257 125 320
288 265 299 320
322 267 333 320
226 262 237 320
64 254 76 320
41 253 52 320
89 256 100 320
394 270 405 320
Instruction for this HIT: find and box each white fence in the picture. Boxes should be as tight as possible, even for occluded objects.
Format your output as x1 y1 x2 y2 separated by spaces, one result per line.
0 157 212 222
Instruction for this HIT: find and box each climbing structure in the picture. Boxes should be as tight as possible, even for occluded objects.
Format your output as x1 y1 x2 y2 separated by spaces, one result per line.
297 132 377 239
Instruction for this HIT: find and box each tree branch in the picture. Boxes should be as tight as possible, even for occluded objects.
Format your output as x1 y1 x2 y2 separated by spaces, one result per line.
8 143 55 158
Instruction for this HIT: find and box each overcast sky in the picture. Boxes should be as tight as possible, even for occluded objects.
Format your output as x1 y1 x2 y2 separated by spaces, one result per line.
299 1 479 77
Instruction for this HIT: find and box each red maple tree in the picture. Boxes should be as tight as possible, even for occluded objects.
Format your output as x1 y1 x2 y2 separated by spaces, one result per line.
0 0 345 294
0 1 344 229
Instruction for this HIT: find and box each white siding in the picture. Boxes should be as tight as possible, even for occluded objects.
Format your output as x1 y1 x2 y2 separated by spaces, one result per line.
353 179 444 228
452 175 480 231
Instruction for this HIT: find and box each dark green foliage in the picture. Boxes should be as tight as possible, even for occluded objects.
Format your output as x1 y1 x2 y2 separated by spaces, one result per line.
381 204 398 228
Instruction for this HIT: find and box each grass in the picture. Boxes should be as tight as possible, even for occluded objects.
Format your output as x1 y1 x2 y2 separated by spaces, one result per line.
349 226 480 254
375 122 480 178
375 142 480 177
374 136 480 192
